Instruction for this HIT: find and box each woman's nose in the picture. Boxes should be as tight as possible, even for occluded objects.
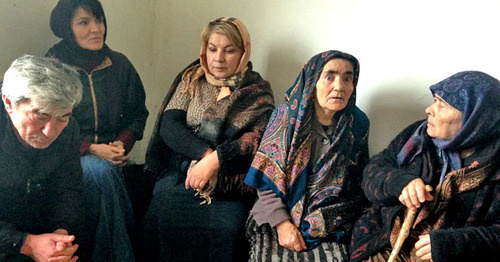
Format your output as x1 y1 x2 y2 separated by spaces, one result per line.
425 104 433 115
89 21 100 32
215 50 224 61
333 78 344 91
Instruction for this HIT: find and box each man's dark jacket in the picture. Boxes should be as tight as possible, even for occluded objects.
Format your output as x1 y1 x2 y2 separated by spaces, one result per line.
0 98 83 255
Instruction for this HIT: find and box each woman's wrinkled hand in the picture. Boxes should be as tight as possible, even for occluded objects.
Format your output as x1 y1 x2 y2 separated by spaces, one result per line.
415 234 433 261
398 178 433 211
275 220 307 252
185 149 219 190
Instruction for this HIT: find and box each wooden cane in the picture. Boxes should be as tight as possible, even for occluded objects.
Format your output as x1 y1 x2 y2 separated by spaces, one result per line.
387 185 433 262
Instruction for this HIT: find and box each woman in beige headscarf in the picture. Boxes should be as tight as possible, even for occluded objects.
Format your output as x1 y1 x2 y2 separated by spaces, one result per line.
140 17 275 261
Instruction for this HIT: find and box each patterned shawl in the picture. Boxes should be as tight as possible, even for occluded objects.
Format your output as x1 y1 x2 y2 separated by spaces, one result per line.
245 50 361 248
145 18 274 196
397 71 500 181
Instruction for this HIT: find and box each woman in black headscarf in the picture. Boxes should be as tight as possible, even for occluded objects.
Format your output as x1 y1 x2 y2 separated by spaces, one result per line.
47 0 148 261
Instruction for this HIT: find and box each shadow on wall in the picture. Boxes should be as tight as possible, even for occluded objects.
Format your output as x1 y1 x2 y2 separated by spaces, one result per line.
262 42 307 104
363 77 430 156
261 48 433 158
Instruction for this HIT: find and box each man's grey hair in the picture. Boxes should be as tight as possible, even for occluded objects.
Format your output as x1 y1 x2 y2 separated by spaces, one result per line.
1 55 82 113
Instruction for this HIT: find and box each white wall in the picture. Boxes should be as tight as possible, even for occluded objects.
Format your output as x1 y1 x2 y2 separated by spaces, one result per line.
1 0 499 162
150 0 499 158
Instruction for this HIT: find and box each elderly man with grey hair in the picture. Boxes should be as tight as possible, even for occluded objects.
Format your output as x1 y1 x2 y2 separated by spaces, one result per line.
0 55 84 261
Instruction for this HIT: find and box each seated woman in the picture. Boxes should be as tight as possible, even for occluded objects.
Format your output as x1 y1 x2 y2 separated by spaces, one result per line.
350 71 499 262
244 50 370 261
140 17 275 261
47 0 149 260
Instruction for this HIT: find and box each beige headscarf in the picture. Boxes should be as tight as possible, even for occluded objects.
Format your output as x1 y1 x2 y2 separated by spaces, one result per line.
181 17 251 97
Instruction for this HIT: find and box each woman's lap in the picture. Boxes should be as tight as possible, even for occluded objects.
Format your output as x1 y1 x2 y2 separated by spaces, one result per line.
246 217 349 262
80 155 132 209
80 155 135 261
80 155 134 222
142 173 248 261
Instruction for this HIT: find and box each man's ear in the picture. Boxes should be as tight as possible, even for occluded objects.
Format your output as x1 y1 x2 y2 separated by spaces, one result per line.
2 94 14 112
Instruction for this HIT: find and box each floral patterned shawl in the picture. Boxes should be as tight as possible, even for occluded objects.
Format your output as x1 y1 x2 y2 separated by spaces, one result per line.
245 50 363 248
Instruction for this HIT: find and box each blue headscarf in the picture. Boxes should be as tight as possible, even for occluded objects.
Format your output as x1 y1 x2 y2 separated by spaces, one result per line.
397 71 500 181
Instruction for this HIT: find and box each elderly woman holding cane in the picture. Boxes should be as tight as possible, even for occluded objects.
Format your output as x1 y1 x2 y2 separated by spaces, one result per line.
245 50 370 261
350 71 500 262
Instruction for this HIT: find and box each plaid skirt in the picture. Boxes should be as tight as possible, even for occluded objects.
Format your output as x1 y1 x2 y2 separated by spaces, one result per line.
246 216 349 262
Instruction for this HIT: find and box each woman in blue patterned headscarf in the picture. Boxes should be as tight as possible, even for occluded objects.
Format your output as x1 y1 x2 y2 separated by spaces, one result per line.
245 50 370 261
350 71 500 262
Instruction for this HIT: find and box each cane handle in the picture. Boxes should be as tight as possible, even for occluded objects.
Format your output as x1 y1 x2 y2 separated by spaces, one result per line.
387 185 433 262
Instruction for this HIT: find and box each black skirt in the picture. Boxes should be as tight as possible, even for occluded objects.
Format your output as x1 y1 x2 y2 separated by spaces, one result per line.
138 168 249 262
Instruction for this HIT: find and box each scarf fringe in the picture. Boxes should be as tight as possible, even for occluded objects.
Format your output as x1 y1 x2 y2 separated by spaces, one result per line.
216 173 255 195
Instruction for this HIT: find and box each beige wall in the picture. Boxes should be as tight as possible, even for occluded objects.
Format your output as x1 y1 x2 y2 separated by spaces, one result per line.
149 0 499 159
1 0 499 163
0 0 155 162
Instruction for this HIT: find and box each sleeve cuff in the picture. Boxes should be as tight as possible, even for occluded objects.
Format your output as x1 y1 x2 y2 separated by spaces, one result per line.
17 233 27 253
216 140 241 162
256 189 292 227
430 230 449 262
216 142 237 175
115 129 137 153
268 208 292 228
79 141 92 155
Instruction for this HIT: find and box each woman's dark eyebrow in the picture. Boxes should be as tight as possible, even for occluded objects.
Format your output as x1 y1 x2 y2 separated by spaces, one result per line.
323 70 354 75
74 16 90 21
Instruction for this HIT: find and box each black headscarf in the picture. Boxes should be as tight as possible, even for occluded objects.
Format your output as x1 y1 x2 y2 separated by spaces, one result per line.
48 0 110 73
